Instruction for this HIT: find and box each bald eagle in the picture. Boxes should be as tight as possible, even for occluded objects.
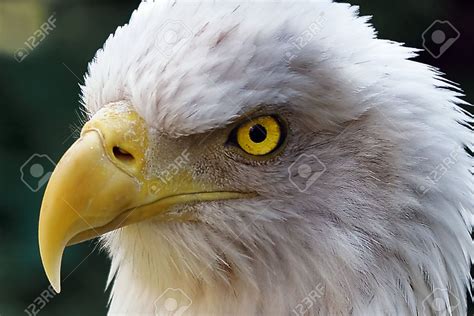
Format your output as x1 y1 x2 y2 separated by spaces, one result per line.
38 0 473 315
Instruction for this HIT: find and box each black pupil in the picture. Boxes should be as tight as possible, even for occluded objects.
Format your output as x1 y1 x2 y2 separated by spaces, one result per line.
249 124 267 143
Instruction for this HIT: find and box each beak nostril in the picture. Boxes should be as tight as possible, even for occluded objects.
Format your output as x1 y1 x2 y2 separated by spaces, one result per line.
112 146 134 162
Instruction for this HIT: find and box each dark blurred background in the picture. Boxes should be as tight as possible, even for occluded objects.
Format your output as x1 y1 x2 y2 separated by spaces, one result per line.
0 0 472 315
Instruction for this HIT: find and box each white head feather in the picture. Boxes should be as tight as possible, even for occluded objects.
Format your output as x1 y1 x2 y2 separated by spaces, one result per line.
81 0 473 315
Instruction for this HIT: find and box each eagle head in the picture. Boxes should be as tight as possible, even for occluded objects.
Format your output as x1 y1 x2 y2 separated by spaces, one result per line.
38 1 473 315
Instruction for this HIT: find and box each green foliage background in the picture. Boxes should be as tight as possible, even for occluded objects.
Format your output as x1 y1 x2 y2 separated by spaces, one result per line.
0 0 472 315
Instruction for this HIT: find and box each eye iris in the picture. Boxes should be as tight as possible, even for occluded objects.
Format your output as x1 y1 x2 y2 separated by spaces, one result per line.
233 115 283 156
249 124 267 143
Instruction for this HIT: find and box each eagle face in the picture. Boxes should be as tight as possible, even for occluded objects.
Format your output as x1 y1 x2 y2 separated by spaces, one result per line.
39 1 473 315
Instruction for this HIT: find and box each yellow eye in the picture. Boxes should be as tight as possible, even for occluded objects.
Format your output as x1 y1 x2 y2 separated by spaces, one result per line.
236 116 282 156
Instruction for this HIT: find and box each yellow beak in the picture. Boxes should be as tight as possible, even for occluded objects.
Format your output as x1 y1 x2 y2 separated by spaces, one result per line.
39 103 247 293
